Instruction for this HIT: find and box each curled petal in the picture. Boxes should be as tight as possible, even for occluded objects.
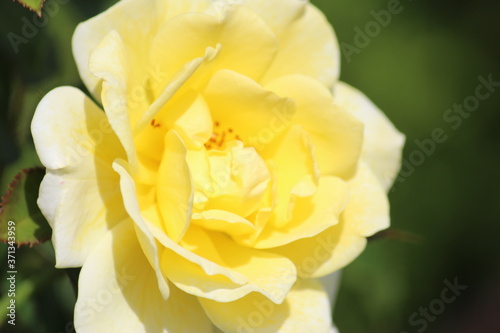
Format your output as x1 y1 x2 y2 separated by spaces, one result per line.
200 278 332 333
157 131 193 242
249 176 349 249
271 163 389 278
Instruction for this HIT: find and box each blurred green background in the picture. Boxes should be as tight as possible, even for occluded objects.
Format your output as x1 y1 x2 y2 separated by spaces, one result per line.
1 0 499 332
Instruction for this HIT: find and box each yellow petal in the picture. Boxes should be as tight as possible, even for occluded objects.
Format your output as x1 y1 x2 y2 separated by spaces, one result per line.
266 74 364 179
135 147 164 185
200 278 332 333
185 148 212 211
150 5 278 86
156 221 288 304
187 141 271 217
74 220 213 333
192 209 255 237
169 92 213 149
341 163 390 237
203 69 295 150
111 161 288 304
262 3 340 88
239 0 307 36
250 176 349 249
271 163 389 278
31 86 127 267
259 125 319 228
208 142 271 217
157 131 193 242
73 0 210 102
134 50 217 134
89 30 137 170
136 91 213 165
333 82 405 190
171 226 297 304
112 159 170 300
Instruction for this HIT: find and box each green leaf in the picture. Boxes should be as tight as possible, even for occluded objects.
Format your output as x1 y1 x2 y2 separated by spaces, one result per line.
0 168 51 246
14 0 46 16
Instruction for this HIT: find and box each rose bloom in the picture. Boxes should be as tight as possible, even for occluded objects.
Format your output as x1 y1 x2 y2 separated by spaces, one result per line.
31 0 404 332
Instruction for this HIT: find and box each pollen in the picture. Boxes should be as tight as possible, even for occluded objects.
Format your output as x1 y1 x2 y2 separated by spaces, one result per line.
204 121 242 150
150 119 161 128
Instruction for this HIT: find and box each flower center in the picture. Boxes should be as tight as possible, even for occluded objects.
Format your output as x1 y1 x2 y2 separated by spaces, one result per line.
204 121 241 150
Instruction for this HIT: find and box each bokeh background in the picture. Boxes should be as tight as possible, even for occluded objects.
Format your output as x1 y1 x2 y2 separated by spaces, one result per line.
1 0 499 332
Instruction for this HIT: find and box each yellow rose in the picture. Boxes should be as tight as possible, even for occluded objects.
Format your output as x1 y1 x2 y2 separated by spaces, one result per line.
31 0 404 332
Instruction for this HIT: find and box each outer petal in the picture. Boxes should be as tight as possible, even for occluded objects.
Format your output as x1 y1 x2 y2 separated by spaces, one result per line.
239 0 306 36
271 163 389 278
199 278 332 333
74 220 213 333
261 3 340 88
333 82 405 190
266 75 364 179
72 0 210 101
149 5 278 85
31 87 127 267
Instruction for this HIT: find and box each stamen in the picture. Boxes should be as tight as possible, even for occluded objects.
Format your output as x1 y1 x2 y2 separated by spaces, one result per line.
204 121 242 150
150 119 161 128
218 132 226 147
